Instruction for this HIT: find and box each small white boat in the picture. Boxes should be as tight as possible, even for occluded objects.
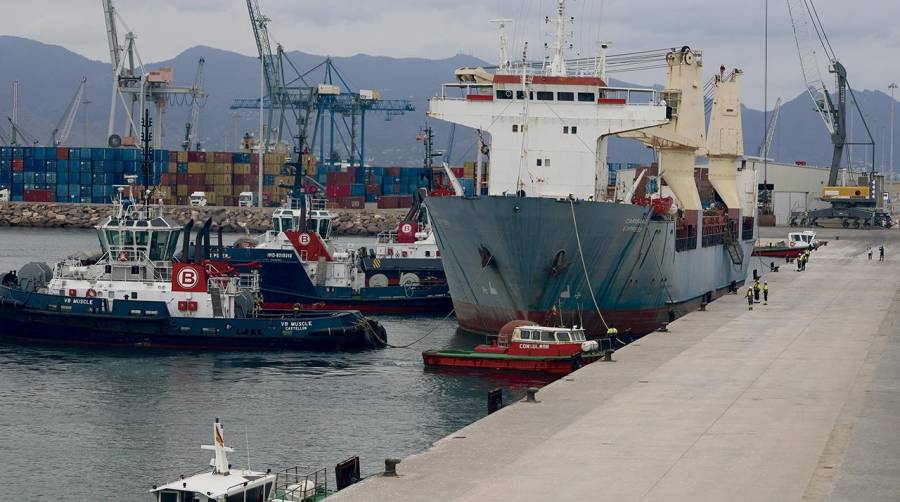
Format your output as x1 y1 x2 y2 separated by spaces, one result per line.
150 420 329 502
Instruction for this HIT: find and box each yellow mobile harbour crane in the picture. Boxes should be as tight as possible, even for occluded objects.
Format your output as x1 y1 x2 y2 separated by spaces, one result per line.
786 0 893 229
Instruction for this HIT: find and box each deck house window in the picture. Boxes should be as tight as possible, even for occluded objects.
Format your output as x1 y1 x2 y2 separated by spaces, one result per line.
557 92 574 102
536 91 554 101
496 89 513 100
512 124 519 133
516 90 533 100
563 126 569 134
541 332 555 342
578 92 595 102
571 126 577 134
536 159 542 167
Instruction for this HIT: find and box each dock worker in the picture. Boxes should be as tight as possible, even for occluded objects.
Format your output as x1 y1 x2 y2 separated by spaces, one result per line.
880 245 885 262
753 280 761 301
797 255 803 272
746 287 754 310
868 246 873 260
763 281 769 305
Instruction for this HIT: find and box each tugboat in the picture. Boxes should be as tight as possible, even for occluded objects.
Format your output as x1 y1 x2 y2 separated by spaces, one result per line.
215 165 451 315
0 184 387 350
423 322 603 375
151 419 332 502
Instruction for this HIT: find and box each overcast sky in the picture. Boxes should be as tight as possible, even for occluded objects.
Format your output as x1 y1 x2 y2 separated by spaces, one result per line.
6 0 899 108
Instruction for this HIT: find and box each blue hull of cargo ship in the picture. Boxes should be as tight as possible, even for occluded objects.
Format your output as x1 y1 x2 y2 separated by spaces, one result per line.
426 196 755 338
0 286 386 351
211 246 452 315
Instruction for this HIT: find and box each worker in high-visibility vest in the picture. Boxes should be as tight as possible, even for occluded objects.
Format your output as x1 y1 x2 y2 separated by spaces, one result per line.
753 280 761 302
606 327 618 338
763 281 769 305
746 287 754 310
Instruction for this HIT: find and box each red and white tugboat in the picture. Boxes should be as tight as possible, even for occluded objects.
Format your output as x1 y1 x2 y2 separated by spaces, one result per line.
422 321 603 375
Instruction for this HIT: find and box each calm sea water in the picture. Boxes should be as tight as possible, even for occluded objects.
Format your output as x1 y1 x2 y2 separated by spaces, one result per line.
0 228 554 499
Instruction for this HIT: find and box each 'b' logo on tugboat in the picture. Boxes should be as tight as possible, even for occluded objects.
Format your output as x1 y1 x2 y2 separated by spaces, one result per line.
299 233 311 246
172 263 208 293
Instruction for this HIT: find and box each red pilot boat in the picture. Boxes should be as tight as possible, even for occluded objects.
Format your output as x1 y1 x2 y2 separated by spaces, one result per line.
422 322 604 375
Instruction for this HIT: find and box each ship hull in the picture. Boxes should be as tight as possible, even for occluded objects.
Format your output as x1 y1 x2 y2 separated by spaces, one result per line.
426 196 754 338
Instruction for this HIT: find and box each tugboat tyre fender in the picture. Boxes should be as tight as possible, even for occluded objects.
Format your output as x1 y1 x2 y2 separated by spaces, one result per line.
86 289 97 298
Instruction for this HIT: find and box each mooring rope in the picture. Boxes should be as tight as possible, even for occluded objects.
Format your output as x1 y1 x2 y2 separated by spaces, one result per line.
569 199 610 332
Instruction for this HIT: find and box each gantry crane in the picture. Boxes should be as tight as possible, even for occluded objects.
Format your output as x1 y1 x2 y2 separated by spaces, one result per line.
786 0 891 228
49 77 88 146
233 0 414 170
182 58 206 151
101 0 207 149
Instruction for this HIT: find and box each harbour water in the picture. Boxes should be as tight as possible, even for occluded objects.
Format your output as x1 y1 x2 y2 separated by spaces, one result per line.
0 228 554 499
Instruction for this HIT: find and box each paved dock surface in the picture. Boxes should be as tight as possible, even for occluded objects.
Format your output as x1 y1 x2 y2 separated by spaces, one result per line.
333 229 900 501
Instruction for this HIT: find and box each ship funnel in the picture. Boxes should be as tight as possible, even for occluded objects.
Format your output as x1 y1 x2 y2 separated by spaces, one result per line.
706 68 743 209
181 219 195 261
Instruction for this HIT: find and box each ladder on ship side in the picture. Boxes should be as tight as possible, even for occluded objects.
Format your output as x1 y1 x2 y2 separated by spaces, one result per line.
209 286 224 317
722 220 744 265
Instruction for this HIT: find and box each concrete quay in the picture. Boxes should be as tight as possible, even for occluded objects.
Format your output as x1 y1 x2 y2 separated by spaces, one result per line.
334 228 900 501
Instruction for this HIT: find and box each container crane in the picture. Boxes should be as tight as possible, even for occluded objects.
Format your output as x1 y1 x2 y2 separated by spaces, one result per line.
182 58 206 151
101 0 205 149
234 1 414 171
7 117 40 146
786 0 891 228
757 96 782 158
50 77 87 146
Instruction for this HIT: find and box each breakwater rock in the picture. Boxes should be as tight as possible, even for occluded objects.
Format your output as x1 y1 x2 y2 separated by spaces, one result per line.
0 202 410 236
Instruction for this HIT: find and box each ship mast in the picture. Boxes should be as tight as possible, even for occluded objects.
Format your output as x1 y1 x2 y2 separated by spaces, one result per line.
548 0 568 76
491 19 513 72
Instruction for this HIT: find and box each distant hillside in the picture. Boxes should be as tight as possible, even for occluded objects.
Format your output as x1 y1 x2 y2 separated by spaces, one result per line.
0 36 897 171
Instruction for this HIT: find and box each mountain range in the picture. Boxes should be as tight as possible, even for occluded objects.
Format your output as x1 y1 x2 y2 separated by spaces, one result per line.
0 35 898 172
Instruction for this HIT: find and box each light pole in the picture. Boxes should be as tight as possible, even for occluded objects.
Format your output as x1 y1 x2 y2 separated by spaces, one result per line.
889 83 897 182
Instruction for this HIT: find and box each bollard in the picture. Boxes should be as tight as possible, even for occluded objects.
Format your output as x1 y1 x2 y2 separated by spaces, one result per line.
384 458 401 477
699 302 707 311
525 387 538 403
604 350 614 362
658 323 669 332
487 388 503 415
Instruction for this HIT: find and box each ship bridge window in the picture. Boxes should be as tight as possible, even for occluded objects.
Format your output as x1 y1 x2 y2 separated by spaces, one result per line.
557 331 572 342
519 330 532 340
540 332 555 342
317 219 332 239
578 92 596 102
516 90 533 100
574 331 586 341
149 230 180 261
557 92 574 102
536 91 554 101
496 89 513 100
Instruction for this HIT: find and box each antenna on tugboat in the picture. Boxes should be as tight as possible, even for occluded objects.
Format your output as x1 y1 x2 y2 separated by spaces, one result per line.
140 108 154 206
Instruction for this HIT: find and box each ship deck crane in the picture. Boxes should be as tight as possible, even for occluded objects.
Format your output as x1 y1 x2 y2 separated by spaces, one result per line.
50 77 88 146
786 0 890 228
182 58 206 151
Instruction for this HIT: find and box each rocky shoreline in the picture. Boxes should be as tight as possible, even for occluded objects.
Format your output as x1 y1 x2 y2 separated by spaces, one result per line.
0 202 410 236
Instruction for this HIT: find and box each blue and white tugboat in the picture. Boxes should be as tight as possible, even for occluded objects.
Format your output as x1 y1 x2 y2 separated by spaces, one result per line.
0 185 387 351
215 170 451 315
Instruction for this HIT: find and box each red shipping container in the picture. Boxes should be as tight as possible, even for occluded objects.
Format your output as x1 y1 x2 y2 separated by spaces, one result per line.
187 151 206 163
176 174 188 184
12 159 24 172
451 167 464 178
56 147 69 160
387 167 401 177
327 172 354 185
397 195 414 208
168 151 178 162
326 184 351 198
377 196 398 209
251 153 260 165
337 196 364 209
366 184 381 194
24 189 54 202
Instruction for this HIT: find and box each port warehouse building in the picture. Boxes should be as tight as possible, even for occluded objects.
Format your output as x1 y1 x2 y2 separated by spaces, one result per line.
616 159 832 225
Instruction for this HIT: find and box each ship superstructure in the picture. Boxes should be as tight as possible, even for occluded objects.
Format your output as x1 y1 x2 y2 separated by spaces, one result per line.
425 0 758 338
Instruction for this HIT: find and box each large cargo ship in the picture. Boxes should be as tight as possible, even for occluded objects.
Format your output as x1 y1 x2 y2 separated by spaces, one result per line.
425 1 758 338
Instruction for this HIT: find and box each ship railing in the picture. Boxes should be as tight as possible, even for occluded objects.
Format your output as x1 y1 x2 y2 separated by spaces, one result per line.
269 466 329 501
435 82 661 106
208 273 259 295
376 230 398 244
